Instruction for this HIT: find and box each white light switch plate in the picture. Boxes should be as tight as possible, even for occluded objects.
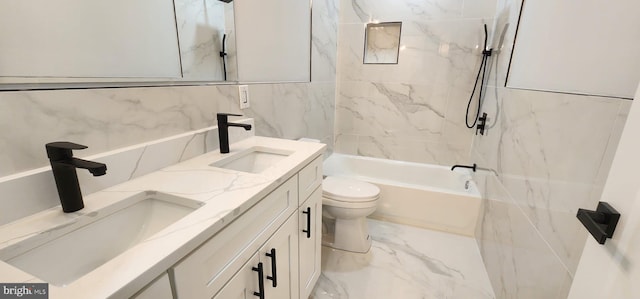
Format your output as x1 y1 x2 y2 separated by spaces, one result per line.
238 85 250 109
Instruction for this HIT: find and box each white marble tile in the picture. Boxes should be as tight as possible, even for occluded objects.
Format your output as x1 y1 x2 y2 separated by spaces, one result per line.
333 134 470 166
339 0 464 24
308 83 338 149
588 100 632 201
471 86 626 282
476 88 622 183
334 5 492 168
0 85 237 177
312 219 495 299
499 175 593 273
246 83 312 139
463 0 498 18
336 81 447 141
0 79 337 179
333 134 359 155
0 121 253 226
468 0 635 296
484 0 520 88
475 198 573 299
312 0 340 82
338 19 487 86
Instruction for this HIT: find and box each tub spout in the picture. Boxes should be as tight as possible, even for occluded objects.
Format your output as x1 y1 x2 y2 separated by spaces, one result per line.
451 163 476 172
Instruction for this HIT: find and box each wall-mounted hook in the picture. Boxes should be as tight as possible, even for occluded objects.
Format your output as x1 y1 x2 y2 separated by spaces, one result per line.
577 201 620 245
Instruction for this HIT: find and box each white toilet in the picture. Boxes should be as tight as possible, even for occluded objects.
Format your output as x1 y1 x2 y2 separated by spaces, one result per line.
322 176 381 253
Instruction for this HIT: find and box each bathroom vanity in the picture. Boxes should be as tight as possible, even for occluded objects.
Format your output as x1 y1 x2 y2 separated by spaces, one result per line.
0 136 325 299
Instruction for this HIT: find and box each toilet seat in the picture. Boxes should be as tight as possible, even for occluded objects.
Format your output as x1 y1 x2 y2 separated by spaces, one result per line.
322 176 380 202
322 196 378 209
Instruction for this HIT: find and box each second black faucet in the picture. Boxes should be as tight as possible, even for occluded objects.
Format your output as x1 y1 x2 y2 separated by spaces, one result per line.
217 113 252 154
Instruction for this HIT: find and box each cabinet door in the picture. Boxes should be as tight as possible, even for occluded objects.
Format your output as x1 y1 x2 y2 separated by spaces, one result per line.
298 156 323 205
298 186 322 299
172 176 298 298
261 214 299 299
213 253 261 299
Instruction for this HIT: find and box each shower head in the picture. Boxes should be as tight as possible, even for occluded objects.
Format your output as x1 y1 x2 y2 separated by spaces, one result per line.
219 0 233 2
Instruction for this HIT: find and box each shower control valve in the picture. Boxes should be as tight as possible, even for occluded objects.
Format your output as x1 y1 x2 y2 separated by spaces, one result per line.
476 112 488 135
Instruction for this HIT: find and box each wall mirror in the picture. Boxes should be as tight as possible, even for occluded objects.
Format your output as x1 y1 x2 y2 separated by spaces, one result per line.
0 0 310 89
363 22 402 64
505 0 640 99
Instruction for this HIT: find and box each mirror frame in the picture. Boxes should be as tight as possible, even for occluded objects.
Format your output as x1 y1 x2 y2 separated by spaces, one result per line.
0 0 313 91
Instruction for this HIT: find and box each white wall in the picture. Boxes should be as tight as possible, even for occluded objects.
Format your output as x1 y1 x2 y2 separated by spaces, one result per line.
507 0 640 98
235 0 311 82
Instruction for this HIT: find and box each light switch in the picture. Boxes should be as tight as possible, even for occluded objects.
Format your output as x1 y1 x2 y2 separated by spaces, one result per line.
238 85 250 109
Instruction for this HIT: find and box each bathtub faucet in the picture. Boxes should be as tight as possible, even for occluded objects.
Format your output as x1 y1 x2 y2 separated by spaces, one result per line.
451 163 476 172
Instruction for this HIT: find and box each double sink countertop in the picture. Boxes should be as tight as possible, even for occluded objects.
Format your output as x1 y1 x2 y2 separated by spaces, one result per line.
0 136 326 298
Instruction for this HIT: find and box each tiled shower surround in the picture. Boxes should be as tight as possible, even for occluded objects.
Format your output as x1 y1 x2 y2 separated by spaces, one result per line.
471 0 631 297
334 0 498 166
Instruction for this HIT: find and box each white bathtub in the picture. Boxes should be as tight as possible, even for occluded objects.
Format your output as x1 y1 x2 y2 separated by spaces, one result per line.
323 154 481 236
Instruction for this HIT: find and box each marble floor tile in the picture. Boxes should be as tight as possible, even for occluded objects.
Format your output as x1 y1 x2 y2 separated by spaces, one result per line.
311 219 495 299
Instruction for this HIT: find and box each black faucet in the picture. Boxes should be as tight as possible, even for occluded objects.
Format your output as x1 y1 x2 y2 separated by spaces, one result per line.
451 163 477 172
217 113 252 153
45 142 107 213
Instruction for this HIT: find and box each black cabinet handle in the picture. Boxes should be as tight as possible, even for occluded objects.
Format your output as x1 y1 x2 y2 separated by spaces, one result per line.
252 262 265 299
265 248 278 287
302 207 311 239
577 201 620 245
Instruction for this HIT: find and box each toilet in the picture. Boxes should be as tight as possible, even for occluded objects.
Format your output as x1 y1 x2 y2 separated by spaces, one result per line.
322 176 380 253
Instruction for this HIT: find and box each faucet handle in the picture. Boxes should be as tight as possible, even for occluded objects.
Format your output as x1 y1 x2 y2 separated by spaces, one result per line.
217 112 243 118
46 141 88 160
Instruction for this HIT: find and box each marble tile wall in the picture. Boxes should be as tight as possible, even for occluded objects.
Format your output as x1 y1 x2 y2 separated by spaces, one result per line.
0 0 338 220
334 0 498 166
0 120 254 226
0 82 334 178
0 0 338 179
472 0 633 297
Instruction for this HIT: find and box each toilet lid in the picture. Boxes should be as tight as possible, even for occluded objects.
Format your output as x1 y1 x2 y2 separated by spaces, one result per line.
322 176 380 202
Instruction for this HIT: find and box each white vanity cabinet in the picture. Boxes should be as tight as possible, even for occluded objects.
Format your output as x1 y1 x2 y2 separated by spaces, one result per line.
298 187 322 299
171 176 298 298
259 215 299 299
297 156 323 299
170 154 323 299
215 215 299 299
212 253 260 299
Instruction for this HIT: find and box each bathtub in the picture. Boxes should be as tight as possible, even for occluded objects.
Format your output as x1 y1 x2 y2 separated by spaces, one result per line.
323 154 481 237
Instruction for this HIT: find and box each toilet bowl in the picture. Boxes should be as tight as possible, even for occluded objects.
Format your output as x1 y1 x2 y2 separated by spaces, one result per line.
322 176 380 253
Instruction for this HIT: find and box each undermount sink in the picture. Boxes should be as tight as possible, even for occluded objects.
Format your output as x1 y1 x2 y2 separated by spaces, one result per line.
0 191 202 286
211 146 293 173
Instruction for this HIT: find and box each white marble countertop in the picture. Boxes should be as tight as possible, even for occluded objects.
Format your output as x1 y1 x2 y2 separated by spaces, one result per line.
0 136 325 298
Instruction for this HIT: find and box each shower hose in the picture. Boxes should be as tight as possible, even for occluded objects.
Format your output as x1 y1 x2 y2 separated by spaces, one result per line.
465 24 492 129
